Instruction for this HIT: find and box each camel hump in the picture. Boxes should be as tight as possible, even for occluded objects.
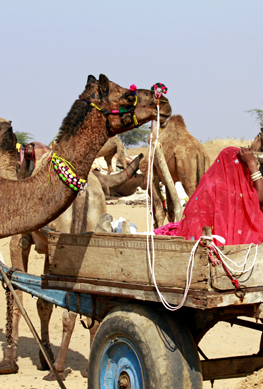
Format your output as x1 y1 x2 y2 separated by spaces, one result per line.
0 117 11 124
169 115 186 128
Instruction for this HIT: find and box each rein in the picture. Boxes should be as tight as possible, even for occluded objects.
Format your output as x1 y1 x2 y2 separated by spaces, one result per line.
79 84 139 136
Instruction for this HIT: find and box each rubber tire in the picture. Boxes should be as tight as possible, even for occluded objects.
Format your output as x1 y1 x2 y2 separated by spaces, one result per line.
88 302 202 388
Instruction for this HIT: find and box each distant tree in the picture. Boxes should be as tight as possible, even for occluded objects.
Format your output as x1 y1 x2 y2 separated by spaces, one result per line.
118 125 150 147
14 131 34 144
247 107 263 127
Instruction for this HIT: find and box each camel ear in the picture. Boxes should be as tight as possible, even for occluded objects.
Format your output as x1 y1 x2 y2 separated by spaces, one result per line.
87 75 97 84
98 74 109 96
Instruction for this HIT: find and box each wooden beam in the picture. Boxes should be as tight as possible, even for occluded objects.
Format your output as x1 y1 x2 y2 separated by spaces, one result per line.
202 355 263 380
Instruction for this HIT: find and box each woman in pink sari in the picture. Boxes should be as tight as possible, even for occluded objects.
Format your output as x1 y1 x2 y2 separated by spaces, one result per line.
155 147 263 245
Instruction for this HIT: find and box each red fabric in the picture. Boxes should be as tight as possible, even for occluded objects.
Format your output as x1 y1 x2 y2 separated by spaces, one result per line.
155 147 263 245
154 222 180 236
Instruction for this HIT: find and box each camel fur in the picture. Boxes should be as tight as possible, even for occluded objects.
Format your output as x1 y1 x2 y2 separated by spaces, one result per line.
0 118 17 180
139 115 210 227
251 128 263 152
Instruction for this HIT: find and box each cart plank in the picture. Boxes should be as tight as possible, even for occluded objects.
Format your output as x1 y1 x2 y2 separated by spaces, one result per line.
48 232 210 290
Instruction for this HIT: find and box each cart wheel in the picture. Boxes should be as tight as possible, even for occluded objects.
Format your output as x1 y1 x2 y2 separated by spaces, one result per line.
88 302 202 388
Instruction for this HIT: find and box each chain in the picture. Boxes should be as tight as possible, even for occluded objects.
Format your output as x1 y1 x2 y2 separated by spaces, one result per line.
2 268 21 346
5 287 14 346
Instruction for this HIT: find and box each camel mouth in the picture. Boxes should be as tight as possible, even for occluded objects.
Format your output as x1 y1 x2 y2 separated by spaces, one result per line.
159 106 172 126
159 117 170 127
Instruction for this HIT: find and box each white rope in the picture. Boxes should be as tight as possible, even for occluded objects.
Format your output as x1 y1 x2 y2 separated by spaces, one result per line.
0 249 5 264
145 106 197 311
208 241 258 275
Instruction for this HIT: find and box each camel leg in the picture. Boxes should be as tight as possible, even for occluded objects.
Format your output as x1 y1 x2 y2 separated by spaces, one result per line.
0 234 31 374
154 142 183 222
43 310 77 381
165 185 176 223
83 318 100 378
116 145 127 170
104 154 114 174
151 176 166 229
36 298 54 370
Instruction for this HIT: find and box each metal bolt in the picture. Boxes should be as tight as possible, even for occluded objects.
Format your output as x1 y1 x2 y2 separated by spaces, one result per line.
118 372 130 389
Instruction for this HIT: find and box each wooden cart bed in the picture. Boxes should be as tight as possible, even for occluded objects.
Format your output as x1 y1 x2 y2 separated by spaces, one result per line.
41 231 263 310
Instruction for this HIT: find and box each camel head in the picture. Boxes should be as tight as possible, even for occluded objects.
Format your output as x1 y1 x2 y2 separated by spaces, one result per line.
251 128 263 152
0 119 18 179
77 74 172 136
0 119 17 156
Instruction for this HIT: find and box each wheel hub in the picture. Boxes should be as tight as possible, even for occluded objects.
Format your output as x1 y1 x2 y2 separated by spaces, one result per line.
118 371 131 389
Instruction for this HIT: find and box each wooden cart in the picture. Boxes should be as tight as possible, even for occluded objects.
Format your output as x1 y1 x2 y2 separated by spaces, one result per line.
2 229 263 388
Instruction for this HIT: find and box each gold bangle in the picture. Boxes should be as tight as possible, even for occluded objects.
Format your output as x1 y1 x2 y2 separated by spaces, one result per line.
252 174 262 180
252 175 262 182
251 171 261 178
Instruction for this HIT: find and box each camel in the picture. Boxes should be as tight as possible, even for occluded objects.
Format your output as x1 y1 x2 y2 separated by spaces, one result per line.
2 136 122 378
0 75 171 375
0 118 17 180
139 114 210 228
96 135 127 174
110 173 146 197
0 74 171 239
16 141 51 178
92 153 143 197
0 131 104 376
251 128 263 152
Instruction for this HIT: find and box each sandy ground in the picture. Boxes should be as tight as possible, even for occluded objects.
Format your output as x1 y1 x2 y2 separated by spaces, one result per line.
0 201 263 389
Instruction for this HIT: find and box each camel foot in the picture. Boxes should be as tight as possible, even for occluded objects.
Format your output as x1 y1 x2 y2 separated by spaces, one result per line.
82 369 88 378
43 370 65 381
37 344 55 371
0 359 19 374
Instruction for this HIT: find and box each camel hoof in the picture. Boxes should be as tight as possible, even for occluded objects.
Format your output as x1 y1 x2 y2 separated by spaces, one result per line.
0 359 19 374
37 344 55 371
37 360 50 371
43 370 65 381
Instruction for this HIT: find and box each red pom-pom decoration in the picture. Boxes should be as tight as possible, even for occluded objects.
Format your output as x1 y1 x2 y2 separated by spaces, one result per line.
151 83 168 94
130 84 137 91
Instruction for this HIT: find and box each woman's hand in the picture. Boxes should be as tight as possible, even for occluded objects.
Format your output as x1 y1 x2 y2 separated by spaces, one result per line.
237 148 258 172
238 148 263 206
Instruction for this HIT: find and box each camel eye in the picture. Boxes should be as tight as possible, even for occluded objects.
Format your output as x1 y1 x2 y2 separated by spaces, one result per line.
127 95 135 104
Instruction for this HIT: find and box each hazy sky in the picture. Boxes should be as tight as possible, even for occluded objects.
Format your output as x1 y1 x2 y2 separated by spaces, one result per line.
1 1 263 145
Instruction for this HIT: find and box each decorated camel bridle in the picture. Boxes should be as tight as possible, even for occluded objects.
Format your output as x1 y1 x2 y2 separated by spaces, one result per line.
48 84 139 193
79 84 139 136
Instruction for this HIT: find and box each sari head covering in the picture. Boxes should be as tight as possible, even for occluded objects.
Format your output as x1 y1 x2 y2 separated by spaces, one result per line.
158 147 263 245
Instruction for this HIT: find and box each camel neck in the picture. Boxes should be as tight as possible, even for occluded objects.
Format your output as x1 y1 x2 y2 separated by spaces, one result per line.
0 151 17 180
52 108 109 180
0 108 110 238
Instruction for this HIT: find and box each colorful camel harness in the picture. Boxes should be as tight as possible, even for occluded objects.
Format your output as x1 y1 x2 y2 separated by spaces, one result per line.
49 154 88 193
79 84 139 136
